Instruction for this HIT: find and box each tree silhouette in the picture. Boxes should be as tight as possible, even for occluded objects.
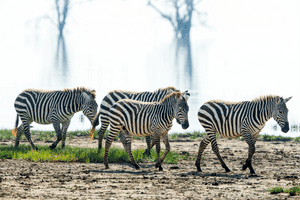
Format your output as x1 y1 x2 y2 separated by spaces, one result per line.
148 0 207 89
55 0 69 36
54 0 69 86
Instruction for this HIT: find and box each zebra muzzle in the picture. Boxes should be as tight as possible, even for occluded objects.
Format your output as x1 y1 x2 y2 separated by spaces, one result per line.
181 121 189 129
281 122 289 133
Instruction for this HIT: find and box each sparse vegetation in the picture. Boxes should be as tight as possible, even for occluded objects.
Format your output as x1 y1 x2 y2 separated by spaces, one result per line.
269 186 300 196
168 131 207 140
269 186 284 194
259 134 296 141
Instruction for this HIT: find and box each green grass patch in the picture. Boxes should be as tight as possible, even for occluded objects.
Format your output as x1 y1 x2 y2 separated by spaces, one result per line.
0 144 190 164
269 186 284 194
286 186 300 196
0 129 14 140
259 134 295 141
269 186 300 196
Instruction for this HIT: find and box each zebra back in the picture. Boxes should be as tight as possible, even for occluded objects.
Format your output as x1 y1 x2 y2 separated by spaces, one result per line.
198 95 291 138
90 86 178 130
108 91 190 136
14 87 97 125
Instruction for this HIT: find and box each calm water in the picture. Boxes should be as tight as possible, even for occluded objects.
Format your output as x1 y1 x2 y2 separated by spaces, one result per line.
0 0 299 137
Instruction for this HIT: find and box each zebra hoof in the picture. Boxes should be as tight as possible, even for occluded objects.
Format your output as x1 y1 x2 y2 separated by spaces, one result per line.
196 165 203 172
250 170 257 175
224 166 231 173
105 165 110 169
242 164 248 171
33 146 39 151
155 163 163 171
133 164 140 170
49 145 56 150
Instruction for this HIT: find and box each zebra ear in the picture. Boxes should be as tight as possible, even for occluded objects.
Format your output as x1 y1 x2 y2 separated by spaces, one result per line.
183 93 190 101
182 90 188 95
284 96 292 103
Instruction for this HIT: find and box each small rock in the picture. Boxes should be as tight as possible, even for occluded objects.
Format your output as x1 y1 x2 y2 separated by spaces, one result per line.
169 166 179 170
212 181 219 186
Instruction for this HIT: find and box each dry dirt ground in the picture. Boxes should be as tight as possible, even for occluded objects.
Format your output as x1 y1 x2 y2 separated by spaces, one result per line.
0 136 300 200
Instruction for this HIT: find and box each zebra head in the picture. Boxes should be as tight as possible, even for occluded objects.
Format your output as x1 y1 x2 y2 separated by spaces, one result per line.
82 91 99 125
175 91 190 130
272 96 292 133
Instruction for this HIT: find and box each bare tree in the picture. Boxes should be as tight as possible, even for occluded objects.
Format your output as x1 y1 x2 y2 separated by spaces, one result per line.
29 0 93 86
55 0 70 36
54 0 70 86
148 0 207 89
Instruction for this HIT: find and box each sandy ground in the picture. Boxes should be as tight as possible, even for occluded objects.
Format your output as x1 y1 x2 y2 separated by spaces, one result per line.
0 136 300 199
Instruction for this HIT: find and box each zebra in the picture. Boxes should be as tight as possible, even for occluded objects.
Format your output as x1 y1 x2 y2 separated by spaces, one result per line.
195 95 292 174
12 87 98 150
103 91 190 171
90 86 180 155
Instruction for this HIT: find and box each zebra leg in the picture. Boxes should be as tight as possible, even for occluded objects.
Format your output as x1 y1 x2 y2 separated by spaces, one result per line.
159 134 170 163
119 130 130 153
123 132 140 170
242 133 256 174
153 132 163 171
195 135 211 172
143 135 152 156
14 124 24 148
119 130 127 150
50 121 62 149
210 134 231 172
98 117 110 151
23 122 38 150
61 121 71 149
104 126 121 169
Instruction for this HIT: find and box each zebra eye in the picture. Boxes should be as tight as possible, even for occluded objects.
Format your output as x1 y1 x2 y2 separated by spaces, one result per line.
279 111 283 114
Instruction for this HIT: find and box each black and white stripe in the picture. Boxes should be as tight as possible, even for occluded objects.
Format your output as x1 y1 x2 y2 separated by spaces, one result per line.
104 91 190 171
91 86 179 154
13 87 98 149
196 95 292 174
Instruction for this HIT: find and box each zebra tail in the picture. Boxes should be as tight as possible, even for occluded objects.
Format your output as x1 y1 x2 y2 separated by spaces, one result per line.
12 114 19 137
89 127 95 141
89 112 100 141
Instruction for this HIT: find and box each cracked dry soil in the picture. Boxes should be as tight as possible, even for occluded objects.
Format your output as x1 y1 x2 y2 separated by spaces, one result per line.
0 136 299 199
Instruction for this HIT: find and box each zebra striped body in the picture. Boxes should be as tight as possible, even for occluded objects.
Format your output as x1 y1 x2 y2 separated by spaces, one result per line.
196 95 291 174
91 87 178 154
13 87 98 149
104 91 190 171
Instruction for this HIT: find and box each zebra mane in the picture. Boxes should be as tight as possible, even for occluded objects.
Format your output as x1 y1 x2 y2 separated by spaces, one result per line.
160 91 182 103
251 95 281 103
154 86 177 93
209 95 281 105
111 86 176 95
63 87 96 99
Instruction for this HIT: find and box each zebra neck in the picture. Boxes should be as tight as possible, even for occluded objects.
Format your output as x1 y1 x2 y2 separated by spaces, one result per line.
257 98 276 124
159 99 176 122
70 92 85 114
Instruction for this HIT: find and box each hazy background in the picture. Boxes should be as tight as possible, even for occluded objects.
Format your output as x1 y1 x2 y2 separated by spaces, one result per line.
0 0 299 137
